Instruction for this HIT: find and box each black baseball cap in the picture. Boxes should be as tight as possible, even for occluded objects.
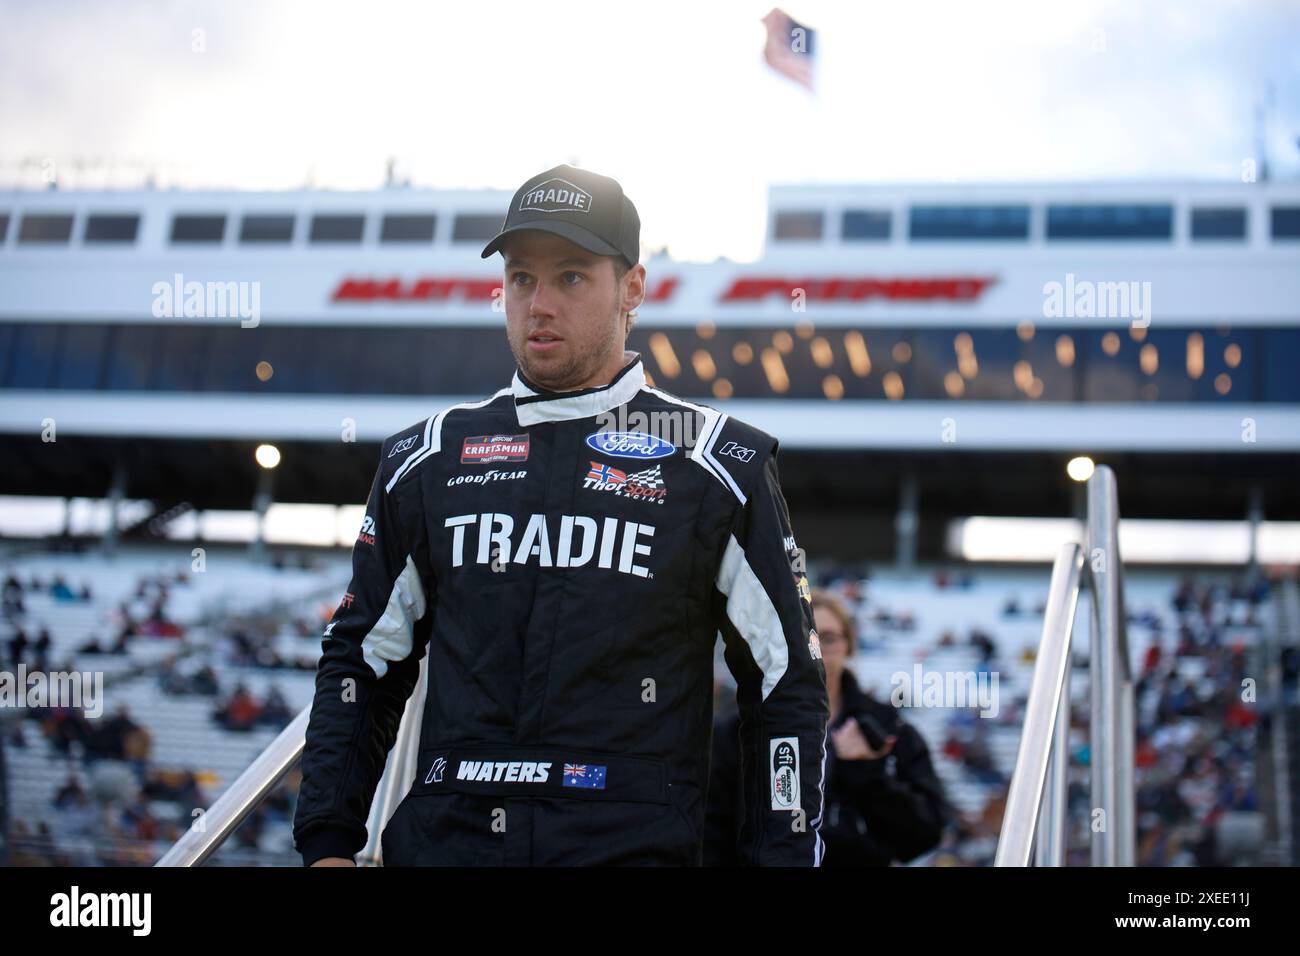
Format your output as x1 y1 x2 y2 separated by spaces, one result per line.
480 164 640 268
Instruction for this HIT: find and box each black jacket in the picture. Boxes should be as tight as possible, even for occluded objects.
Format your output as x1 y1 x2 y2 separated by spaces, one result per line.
707 669 945 866
292 353 829 865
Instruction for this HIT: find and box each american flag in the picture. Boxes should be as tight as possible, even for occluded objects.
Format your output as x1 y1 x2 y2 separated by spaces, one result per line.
587 461 627 484
760 7 815 92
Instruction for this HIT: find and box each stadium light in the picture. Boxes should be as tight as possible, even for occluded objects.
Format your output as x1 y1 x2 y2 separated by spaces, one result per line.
255 443 282 469
1066 456 1095 482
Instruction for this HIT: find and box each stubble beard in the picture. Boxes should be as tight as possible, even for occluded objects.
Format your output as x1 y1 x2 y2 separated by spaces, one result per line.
509 297 624 391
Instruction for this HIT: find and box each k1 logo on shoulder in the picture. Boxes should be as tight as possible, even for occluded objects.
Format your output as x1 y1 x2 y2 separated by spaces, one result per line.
770 737 801 810
388 434 419 458
584 430 676 460
718 441 755 462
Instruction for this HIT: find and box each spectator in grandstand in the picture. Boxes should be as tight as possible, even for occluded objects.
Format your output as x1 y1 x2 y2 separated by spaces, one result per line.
84 706 151 770
956 728 1005 787
2 572 24 616
192 663 221 695
214 683 263 732
5 626 29 665
32 627 52 670
706 589 946 866
970 628 998 672
50 574 77 602
259 685 293 728
76 631 129 655
53 774 89 811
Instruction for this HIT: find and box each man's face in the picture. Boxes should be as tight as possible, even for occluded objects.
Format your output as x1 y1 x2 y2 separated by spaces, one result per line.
501 230 631 391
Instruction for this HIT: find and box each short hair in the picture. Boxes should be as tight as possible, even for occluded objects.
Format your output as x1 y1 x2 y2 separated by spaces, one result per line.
810 587 857 655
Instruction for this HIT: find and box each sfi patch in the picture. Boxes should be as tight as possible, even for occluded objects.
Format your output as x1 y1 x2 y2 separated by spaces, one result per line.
770 737 801 810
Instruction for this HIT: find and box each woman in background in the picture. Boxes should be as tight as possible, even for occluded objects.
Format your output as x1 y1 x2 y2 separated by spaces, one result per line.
706 588 948 866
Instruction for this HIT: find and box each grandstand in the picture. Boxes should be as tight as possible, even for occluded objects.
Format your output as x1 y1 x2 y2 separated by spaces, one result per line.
1 544 346 864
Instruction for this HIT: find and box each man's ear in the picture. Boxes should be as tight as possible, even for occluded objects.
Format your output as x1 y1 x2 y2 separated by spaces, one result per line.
623 264 647 314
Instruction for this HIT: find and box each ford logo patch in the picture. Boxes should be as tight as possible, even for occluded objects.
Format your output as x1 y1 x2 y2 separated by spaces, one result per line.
584 431 677 460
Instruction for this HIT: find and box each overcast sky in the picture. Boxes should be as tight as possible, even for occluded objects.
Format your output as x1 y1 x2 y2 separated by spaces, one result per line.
2 0 1297 260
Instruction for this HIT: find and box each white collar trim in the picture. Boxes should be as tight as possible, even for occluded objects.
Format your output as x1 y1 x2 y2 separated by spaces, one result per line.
512 352 645 426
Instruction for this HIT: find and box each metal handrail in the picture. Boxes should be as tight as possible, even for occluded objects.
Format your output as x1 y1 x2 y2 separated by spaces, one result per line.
995 465 1134 866
156 658 429 867
155 705 310 867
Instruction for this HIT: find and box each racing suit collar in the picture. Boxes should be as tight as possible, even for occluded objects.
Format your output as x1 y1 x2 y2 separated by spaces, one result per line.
512 351 646 426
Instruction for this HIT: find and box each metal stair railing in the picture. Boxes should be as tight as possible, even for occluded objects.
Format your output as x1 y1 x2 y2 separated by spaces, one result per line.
155 655 428 867
995 465 1135 866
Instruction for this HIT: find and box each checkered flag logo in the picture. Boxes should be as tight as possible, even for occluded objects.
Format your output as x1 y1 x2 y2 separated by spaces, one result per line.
627 465 664 489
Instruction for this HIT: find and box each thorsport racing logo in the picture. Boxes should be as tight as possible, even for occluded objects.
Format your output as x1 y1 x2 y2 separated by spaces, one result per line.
582 461 667 504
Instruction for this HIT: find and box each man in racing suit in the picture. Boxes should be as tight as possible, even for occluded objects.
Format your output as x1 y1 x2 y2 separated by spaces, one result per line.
292 164 829 866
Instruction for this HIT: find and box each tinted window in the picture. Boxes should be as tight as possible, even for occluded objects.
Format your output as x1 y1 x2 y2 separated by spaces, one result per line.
1271 206 1300 239
452 214 500 242
171 215 226 243
1046 204 1172 240
381 213 437 243
841 210 891 240
6 324 60 386
773 211 824 240
84 214 140 244
310 214 364 243
104 325 159 389
202 325 266 391
1260 329 1300 401
1190 207 1246 240
18 214 74 244
909 205 1029 240
0 213 9 243
53 324 111 387
151 326 214 389
240 214 294 243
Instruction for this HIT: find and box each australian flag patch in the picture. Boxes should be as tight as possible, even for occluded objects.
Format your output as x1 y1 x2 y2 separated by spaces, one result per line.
562 763 607 790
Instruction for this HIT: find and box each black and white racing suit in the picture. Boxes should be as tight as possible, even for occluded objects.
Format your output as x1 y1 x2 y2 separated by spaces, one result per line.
292 352 829 865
